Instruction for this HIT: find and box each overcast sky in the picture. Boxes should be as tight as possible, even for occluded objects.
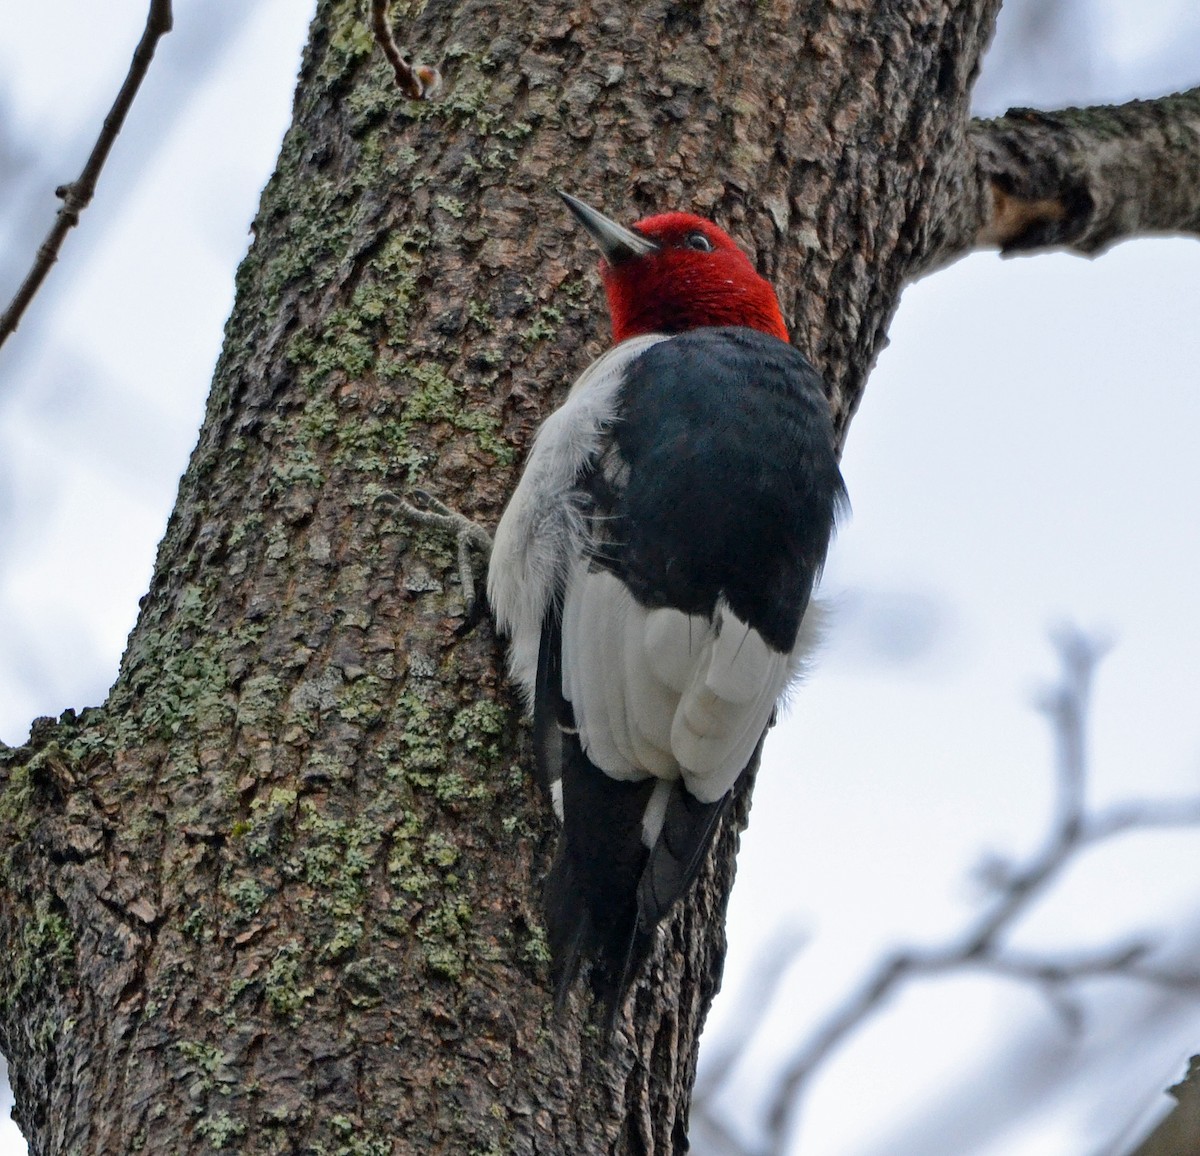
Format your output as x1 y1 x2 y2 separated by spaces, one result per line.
1 2 1198 1153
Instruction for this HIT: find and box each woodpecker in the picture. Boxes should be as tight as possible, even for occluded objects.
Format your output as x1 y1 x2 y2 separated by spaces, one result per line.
487 192 845 1016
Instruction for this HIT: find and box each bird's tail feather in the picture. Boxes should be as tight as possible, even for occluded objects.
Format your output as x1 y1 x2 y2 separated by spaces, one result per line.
543 842 592 1011
543 834 655 1027
638 784 731 927
543 742 658 1019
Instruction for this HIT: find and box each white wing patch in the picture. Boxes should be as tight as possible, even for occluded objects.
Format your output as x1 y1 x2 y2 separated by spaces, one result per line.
487 333 668 705
562 564 816 804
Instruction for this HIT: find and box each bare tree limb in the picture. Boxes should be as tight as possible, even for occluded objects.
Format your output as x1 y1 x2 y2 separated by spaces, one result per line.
1088 797 1200 840
0 0 173 350
370 0 441 100
694 927 810 1101
927 86 1200 271
978 943 1200 993
694 628 1200 1156
690 929 810 1156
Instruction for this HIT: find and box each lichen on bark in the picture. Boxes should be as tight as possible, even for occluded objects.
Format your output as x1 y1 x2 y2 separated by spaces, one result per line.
18 0 1195 1151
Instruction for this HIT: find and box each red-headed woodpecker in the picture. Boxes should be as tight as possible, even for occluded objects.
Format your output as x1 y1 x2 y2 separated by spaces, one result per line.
488 193 845 1016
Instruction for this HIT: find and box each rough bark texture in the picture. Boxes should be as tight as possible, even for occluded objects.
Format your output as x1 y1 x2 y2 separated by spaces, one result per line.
3 0 1191 1152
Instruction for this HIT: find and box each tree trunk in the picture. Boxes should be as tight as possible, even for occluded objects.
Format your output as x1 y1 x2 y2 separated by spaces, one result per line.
1 0 1192 1151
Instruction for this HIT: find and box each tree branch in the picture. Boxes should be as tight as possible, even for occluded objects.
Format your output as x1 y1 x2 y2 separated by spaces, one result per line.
369 0 441 100
0 0 173 350
694 927 809 1103
929 86 1200 270
694 628 1200 1156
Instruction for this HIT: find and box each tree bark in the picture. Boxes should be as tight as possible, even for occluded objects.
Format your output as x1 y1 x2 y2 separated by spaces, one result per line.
0 0 1193 1152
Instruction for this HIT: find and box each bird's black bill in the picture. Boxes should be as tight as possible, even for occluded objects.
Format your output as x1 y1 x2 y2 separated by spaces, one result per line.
557 190 659 264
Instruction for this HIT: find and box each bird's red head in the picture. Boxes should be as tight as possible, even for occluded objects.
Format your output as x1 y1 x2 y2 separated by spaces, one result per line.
559 194 789 345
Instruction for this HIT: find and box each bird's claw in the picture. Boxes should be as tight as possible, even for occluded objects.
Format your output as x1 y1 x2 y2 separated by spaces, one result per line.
378 488 493 621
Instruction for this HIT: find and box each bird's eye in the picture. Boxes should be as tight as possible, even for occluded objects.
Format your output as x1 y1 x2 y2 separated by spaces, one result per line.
684 232 714 252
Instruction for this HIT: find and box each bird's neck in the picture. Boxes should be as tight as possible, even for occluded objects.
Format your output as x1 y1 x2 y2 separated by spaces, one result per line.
603 256 789 344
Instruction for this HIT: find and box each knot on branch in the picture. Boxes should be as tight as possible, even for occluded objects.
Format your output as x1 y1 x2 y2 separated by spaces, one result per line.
977 157 1096 254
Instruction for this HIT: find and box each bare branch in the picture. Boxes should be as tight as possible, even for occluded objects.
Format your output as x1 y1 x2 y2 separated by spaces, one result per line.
696 627 1200 1156
694 926 809 1101
1037 625 1107 837
0 0 173 350
1088 797 1200 840
928 86 1200 270
370 0 441 100
978 942 1200 992
761 949 916 1147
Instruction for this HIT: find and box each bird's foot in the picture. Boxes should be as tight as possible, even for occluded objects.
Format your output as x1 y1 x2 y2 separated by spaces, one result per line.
378 489 493 623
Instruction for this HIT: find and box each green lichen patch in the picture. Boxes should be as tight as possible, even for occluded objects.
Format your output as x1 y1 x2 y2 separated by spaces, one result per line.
226 511 265 550
417 896 474 980
393 691 449 776
386 811 435 899
520 923 552 966
293 805 383 961
519 304 564 347
432 770 475 805
283 231 426 401
383 358 515 470
0 761 36 845
286 305 379 390
270 201 511 477
241 787 299 861
255 171 354 310
328 408 428 484
336 673 387 726
3 894 75 1013
123 636 231 742
264 939 316 1021
175 1040 238 1099
434 194 467 219
448 701 509 767
236 674 286 731
223 877 269 923
421 832 459 870
319 13 376 84
317 1114 394 1156
269 443 326 498
112 579 236 745
182 906 209 943
194 1111 248 1151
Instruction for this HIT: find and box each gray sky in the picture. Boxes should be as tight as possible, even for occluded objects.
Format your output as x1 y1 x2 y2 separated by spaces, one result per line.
1 2 1198 1153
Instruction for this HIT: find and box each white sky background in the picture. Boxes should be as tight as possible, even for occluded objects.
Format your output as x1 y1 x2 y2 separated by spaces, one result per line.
0 2 1198 1154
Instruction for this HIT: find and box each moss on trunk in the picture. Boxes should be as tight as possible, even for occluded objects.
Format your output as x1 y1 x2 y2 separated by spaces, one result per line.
0 0 1005 1150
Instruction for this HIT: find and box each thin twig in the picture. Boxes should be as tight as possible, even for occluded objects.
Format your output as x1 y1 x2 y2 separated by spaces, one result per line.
1087 797 1200 840
0 0 174 350
693 1109 756 1156
691 932 810 1155
370 0 441 100
979 944 1200 992
1037 625 1105 839
689 931 811 1155
694 926 810 1101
